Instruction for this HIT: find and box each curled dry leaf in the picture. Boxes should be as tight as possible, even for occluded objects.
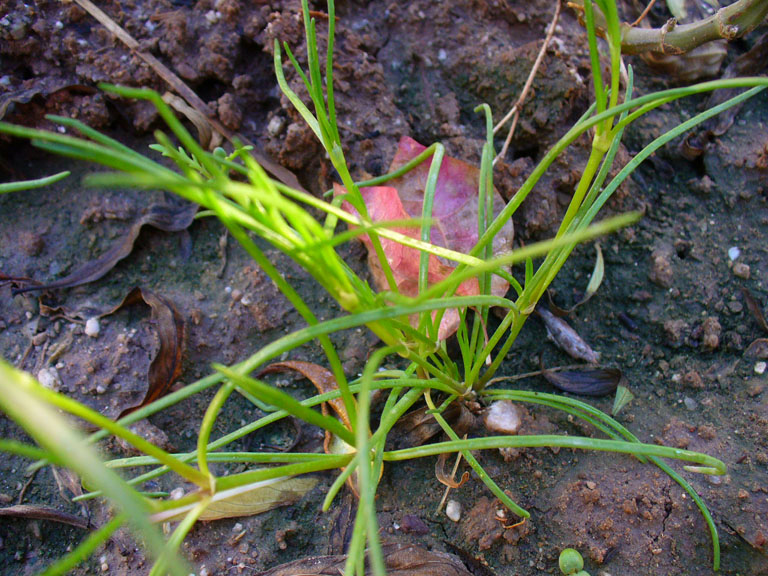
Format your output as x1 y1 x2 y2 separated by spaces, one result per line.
256 542 473 576
150 476 318 523
10 201 198 295
435 452 470 489
536 306 600 364
106 287 185 418
259 361 351 428
392 401 475 449
539 357 623 397
336 136 514 339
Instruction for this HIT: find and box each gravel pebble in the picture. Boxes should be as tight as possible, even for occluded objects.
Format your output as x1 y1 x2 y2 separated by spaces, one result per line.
446 500 461 522
84 317 100 338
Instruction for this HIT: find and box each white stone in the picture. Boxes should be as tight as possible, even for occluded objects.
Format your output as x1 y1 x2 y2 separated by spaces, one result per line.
446 499 461 522
755 361 767 375
267 116 285 136
84 317 100 338
37 367 61 391
728 246 741 261
483 400 521 435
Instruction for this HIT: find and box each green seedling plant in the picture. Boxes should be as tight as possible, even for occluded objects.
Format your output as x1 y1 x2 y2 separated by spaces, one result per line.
1 0 766 574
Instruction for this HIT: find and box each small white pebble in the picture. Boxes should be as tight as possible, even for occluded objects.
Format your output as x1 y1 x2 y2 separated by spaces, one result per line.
96 385 106 395
267 115 285 136
169 487 185 500
437 48 447 61
483 400 521 435
232 523 243 533
755 361 767 375
54 20 63 30
200 568 209 576
84 317 100 338
446 499 461 522
205 10 220 24
37 367 61 391
728 246 741 261
683 397 697 411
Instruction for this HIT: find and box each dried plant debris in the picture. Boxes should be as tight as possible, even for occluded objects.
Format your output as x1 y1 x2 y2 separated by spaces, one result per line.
0 504 90 530
681 32 768 159
106 287 185 418
9 201 198 295
256 542 473 576
260 361 351 428
150 476 318 523
391 402 475 449
536 306 600 364
540 357 623 397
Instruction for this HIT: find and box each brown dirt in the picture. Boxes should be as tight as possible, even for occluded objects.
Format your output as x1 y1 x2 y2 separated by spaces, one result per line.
1 1 767 575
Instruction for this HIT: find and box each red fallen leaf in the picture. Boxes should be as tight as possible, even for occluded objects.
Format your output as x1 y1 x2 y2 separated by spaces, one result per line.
336 136 514 339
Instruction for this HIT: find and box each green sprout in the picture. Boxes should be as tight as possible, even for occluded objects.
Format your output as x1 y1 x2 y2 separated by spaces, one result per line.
559 548 586 575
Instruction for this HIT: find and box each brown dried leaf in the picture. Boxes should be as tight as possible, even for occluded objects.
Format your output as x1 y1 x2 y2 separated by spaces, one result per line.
0 504 89 529
107 287 185 418
12 202 198 295
435 452 469 489
257 542 473 576
743 288 768 335
259 361 350 428
539 358 622 397
392 402 474 449
536 306 600 363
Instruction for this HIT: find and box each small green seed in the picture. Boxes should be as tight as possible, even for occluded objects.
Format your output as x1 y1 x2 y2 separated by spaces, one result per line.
559 548 584 575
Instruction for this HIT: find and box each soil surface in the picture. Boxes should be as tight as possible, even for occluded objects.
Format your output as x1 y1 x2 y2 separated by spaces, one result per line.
1 1 767 575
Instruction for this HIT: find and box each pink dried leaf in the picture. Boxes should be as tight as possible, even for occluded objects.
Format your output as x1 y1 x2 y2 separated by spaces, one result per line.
336 137 514 339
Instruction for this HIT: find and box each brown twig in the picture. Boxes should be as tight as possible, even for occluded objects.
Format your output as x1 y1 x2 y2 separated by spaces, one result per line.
494 1 561 165
629 0 659 27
